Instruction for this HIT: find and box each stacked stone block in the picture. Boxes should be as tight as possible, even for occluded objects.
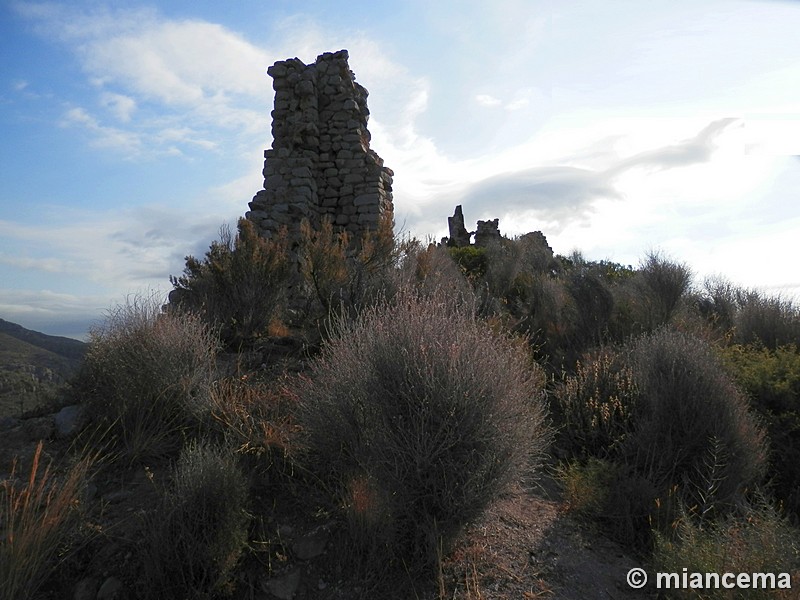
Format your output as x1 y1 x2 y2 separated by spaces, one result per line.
247 50 394 243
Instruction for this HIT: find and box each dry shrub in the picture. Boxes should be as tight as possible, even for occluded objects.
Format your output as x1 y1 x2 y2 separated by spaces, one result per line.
72 294 218 462
298 213 398 323
635 252 693 330
554 347 638 459
170 218 291 347
208 375 299 473
299 293 549 576
735 291 800 349
0 442 93 600
398 242 474 305
140 441 250 599
700 278 800 348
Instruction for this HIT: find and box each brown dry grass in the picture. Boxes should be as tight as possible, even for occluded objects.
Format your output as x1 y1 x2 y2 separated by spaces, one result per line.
0 441 93 600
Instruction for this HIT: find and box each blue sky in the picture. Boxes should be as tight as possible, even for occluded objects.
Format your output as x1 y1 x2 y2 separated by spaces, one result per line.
2 0 799 339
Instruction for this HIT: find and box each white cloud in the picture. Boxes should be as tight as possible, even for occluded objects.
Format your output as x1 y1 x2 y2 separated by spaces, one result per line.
476 94 502 107
60 106 143 153
100 92 137 122
505 98 529 111
17 3 272 157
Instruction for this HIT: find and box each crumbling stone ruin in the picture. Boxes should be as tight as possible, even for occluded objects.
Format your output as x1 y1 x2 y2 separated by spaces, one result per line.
246 50 394 243
443 205 555 268
474 218 501 247
447 205 471 247
445 205 503 248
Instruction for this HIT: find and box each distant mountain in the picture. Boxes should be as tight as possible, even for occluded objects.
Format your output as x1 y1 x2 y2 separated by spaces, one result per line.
0 318 86 362
0 318 87 418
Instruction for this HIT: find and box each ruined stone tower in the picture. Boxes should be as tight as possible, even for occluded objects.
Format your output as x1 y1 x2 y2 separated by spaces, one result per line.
246 50 394 241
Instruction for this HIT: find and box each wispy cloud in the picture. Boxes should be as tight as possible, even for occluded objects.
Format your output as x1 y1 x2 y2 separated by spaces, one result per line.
0 288 113 340
60 106 144 153
441 118 742 234
608 118 739 175
476 94 502 107
100 91 137 122
16 2 272 157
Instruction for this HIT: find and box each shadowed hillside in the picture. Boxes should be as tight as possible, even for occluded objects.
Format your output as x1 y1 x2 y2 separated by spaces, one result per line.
0 318 86 418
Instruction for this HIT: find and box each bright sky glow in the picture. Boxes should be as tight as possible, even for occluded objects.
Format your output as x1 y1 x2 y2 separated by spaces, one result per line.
1 0 799 339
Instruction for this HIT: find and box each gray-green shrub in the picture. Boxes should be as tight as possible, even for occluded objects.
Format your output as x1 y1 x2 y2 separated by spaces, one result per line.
72 294 217 461
299 293 549 574
627 329 767 508
635 251 693 330
140 441 250 599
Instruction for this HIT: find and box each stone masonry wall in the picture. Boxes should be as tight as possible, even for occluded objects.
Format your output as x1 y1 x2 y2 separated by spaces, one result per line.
246 50 394 242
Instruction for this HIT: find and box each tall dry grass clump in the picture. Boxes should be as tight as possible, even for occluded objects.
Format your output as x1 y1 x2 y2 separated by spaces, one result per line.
140 440 250 599
1 443 93 600
72 294 218 461
299 293 549 575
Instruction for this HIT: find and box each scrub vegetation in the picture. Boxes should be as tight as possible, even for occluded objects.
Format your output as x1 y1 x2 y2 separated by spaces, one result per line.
2 220 799 598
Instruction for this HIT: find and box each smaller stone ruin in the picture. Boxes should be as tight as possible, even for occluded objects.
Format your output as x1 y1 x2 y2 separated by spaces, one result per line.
444 205 503 248
443 205 555 268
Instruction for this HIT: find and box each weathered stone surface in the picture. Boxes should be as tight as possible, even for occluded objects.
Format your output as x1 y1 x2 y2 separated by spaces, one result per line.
54 404 84 439
247 49 393 245
96 576 123 600
475 218 502 247
265 568 302 600
292 525 330 560
447 205 471 247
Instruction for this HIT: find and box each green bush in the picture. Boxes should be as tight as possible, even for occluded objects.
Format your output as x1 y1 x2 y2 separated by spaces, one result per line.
299 293 549 575
71 295 218 462
447 245 488 280
720 343 800 518
170 218 291 348
653 497 800 599
140 441 250 599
